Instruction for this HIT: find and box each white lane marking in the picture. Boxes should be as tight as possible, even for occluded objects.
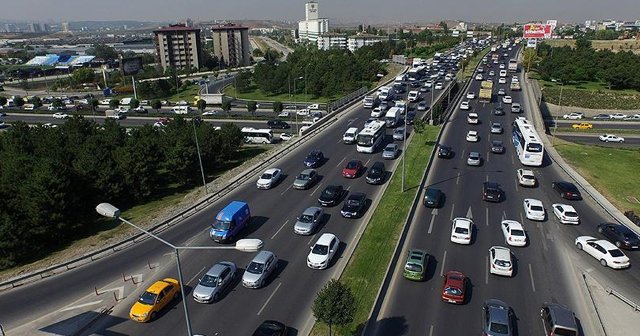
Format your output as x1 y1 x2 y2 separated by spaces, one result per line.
537 222 549 251
271 220 289 240
257 282 282 316
461 148 466 157
486 256 490 284
528 263 536 292
280 184 292 196
336 157 346 167
310 184 323 196
511 155 515 165
502 210 507 221
307 232 318 245
486 151 490 162
429 325 434 336
520 213 525 226
466 206 473 219
485 174 489 182
449 203 456 220
59 300 104 312
440 250 447 277
187 267 206 286
515 180 519 193
456 172 461 185
486 207 489 226
365 158 371 167
428 209 438 234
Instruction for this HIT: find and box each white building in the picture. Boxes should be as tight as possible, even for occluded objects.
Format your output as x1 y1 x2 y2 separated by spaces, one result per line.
317 33 347 50
347 33 388 52
298 1 329 43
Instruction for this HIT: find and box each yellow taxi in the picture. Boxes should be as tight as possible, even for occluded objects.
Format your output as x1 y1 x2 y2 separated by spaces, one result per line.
129 278 180 322
572 122 593 130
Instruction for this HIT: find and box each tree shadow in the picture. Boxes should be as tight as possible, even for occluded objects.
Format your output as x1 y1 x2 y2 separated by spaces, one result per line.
357 315 409 336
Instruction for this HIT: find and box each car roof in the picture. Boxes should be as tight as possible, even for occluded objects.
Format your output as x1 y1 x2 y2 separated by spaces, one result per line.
554 204 576 212
445 270 466 286
205 262 231 277
484 181 499 189
485 299 511 324
525 198 543 206
592 239 620 250
300 168 315 175
502 220 523 230
385 144 398 149
408 249 426 260
147 278 177 294
453 217 472 228
556 181 577 189
348 192 366 199
316 233 337 245
371 161 385 169
468 130 477 134
543 303 577 328
252 250 275 263
490 246 511 259
263 168 280 174
519 169 534 175
469 151 480 156
302 206 322 215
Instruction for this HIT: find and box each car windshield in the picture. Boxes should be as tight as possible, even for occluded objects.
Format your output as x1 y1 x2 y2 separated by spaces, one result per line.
495 259 511 267
247 261 264 274
511 229 525 237
523 175 534 180
385 145 395 151
347 199 362 207
609 249 625 257
405 263 422 273
565 211 578 217
454 226 469 235
298 173 310 181
138 291 158 305
322 188 337 197
444 287 462 296
199 274 219 288
312 244 329 255
212 220 231 230
346 161 359 169
530 205 543 211
261 173 273 180
489 322 509 334
299 214 314 223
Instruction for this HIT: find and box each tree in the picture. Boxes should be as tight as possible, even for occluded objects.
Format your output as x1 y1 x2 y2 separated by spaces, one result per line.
235 70 252 93
439 21 449 35
575 38 592 50
129 99 140 109
71 67 95 85
51 99 63 108
197 99 207 113
89 98 99 114
272 101 283 113
522 48 538 72
151 100 162 112
221 100 232 114
0 97 6 107
247 101 257 116
109 99 119 109
13 96 24 107
312 279 356 336
30 96 42 108
87 44 118 60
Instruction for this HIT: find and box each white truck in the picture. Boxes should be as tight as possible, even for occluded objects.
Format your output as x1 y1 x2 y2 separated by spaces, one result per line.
363 95 379 109
378 86 393 101
119 97 132 106
343 127 359 144
384 107 402 127
105 109 125 120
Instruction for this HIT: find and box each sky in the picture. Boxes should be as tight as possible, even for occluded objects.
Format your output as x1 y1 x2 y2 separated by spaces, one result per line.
0 0 637 24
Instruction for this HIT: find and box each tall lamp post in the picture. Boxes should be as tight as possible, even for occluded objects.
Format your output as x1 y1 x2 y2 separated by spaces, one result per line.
294 76 304 134
401 101 407 192
192 119 207 194
95 203 263 336
553 80 564 146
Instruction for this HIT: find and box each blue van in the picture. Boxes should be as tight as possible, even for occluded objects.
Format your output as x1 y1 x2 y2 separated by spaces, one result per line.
210 201 251 243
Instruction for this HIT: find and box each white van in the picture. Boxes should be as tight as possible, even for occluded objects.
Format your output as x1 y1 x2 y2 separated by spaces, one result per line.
343 127 359 144
119 97 132 106
408 91 419 102
499 70 507 78
385 107 402 128
172 106 192 114
23 103 35 110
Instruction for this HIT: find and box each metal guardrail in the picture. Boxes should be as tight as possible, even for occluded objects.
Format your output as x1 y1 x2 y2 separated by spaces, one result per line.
607 287 640 312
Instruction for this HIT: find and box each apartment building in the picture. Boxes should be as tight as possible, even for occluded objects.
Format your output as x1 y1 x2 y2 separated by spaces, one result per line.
154 24 202 70
211 24 251 67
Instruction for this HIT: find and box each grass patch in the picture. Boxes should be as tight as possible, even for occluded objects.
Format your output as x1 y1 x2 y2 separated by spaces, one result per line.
310 126 439 336
556 127 640 135
555 142 640 214
541 81 640 110
462 47 491 79
545 39 640 53
223 85 331 104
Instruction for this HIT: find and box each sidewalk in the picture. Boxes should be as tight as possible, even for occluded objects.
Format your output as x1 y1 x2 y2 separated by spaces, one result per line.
582 271 640 336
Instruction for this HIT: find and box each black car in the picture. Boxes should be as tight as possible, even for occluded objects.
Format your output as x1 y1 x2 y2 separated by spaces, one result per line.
423 188 444 208
341 192 367 218
318 185 345 207
267 119 290 129
303 150 324 168
597 223 640 250
552 181 582 200
406 111 416 125
438 145 453 159
493 106 505 116
252 320 288 336
410 81 421 88
366 161 386 185
491 140 504 154
393 85 406 94
482 181 502 202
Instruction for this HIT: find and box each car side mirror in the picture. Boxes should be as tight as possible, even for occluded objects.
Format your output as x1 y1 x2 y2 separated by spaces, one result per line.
310 246 313 250
330 250 334 253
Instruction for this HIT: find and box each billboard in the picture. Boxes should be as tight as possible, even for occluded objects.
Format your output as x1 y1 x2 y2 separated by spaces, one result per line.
546 20 558 30
121 57 143 76
527 39 538 48
523 24 552 39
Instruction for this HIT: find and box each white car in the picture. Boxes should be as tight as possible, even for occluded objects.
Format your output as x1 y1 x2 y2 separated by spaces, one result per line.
296 109 310 116
599 134 625 143
460 101 470 110
512 76 519 82
499 63 506 69
467 151 481 166
256 168 283 190
99 99 111 105
475 74 484 81
501 220 527 247
575 236 630 269
371 107 384 118
562 112 584 120
202 110 218 116
511 103 521 113
624 113 640 120
277 111 290 117
523 198 545 221
610 113 627 120
435 83 444 90
498 77 507 84
307 233 340 269
279 133 293 141
466 130 479 142
502 96 512 104
489 246 513 277
450 217 473 245
52 112 68 119
517 169 536 187
467 113 479 124
466 92 476 99
552 204 579 224
133 106 147 113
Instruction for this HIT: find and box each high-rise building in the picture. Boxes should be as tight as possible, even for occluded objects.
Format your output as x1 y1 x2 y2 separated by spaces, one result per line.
154 24 203 70
298 1 329 43
211 23 251 67
61 22 70 32
28 23 42 33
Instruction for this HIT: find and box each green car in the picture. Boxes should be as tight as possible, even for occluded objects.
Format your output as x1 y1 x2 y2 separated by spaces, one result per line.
403 249 428 281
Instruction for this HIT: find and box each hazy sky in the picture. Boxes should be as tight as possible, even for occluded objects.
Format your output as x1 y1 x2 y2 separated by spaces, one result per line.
1 0 636 24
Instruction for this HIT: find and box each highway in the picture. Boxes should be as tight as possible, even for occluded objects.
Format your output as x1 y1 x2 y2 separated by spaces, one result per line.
367 45 640 336
0 50 460 336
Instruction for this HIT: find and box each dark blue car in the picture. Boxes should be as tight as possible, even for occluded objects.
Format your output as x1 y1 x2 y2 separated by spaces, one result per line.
304 150 324 168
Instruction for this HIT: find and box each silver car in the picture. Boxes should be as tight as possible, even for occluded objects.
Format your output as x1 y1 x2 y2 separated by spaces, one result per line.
293 169 318 190
294 206 324 235
192 261 237 303
482 299 514 336
467 151 481 166
242 251 278 289
490 122 503 134
393 127 406 140
383 143 400 159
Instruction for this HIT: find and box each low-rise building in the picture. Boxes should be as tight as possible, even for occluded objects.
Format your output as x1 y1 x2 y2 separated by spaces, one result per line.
347 33 388 52
317 33 347 50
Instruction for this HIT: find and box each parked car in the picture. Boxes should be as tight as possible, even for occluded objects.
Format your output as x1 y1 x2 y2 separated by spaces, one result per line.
129 278 180 322
611 113 627 120
552 181 582 200
294 206 324 235
365 161 386 185
575 236 630 269
592 114 612 120
441 271 468 304
307 233 340 269
597 223 640 250
242 251 279 288
340 192 367 218
192 262 237 303
403 249 428 281
293 169 319 190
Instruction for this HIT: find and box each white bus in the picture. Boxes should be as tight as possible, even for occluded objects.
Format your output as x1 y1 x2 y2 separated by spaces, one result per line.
356 120 387 153
508 59 518 72
511 118 544 166
241 127 274 144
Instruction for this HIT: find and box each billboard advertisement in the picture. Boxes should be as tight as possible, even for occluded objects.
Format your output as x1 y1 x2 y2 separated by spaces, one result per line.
527 39 538 48
121 57 143 76
523 24 552 39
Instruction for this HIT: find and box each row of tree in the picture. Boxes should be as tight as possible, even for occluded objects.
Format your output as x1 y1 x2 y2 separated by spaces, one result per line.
0 117 243 269
535 39 640 90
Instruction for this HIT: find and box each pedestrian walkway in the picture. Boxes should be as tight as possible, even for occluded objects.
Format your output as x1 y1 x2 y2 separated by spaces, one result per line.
582 271 640 336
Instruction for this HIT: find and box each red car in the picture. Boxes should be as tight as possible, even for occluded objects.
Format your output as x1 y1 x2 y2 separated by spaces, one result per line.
441 270 468 304
342 160 363 178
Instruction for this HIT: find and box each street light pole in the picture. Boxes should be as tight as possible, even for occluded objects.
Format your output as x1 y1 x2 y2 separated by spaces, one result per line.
294 76 303 134
553 81 563 146
192 119 207 194
401 102 407 192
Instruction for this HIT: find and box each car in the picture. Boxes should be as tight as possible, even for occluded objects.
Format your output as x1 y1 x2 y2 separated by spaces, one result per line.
489 246 513 277
293 169 318 190
256 168 283 189
501 220 527 247
599 134 625 143
304 150 324 168
482 181 502 202
510 103 521 113
133 106 147 113
342 159 364 178
517 169 536 187
279 133 293 141
403 249 428 281
611 113 627 120
593 114 612 120
467 112 479 124
252 320 288 336
277 111 289 117
552 203 580 224
393 127 406 140
341 192 367 218
441 271 468 304
487 122 502 135
552 181 582 200
502 96 512 104
523 198 545 221
365 161 386 185
499 63 506 69
423 188 444 208
450 217 473 245
192 262 237 303
540 303 580 336
575 236 630 269
497 88 506 96
52 112 69 119
466 130 479 142
435 82 444 90
475 74 484 81
406 111 416 124
317 185 345 207
416 100 428 112
294 206 324 235
493 106 504 115
129 278 180 322
624 113 640 120
438 145 452 158
460 101 470 110
498 77 507 84
242 251 278 288
307 233 340 269
597 223 640 250
489 70 495 76
296 109 310 116
466 92 476 99
382 144 399 159
572 122 593 129
267 119 290 129
419 86 429 93
491 140 504 154
467 151 481 166
482 299 514 335
562 112 584 120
